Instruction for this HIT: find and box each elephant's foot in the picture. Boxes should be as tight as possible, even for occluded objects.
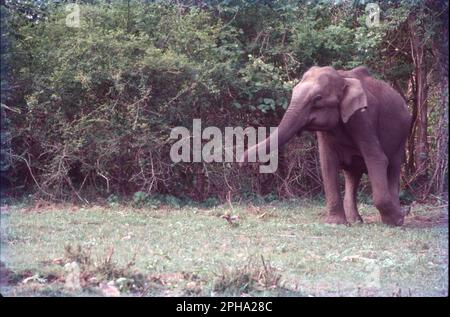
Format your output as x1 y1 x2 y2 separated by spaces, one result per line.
324 213 348 225
346 212 363 223
380 212 404 226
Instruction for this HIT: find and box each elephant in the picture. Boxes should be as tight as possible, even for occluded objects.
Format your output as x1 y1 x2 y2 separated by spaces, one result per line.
241 65 412 226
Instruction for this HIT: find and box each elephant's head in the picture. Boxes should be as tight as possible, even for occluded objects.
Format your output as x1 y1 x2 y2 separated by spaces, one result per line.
240 66 367 163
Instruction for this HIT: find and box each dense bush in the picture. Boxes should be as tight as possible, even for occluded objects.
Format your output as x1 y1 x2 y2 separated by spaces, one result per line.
1 0 448 203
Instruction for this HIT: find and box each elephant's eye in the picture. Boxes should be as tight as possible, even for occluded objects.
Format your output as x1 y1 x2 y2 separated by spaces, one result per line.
312 95 322 103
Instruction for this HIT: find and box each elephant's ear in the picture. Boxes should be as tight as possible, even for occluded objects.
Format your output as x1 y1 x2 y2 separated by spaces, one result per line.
340 78 368 123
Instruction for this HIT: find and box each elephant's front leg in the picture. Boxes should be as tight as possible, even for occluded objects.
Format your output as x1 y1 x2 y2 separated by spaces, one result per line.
343 170 363 223
317 133 347 224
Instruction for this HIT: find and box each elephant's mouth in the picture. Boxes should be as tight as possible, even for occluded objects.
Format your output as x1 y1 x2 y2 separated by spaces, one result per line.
303 114 340 132
304 125 328 132
303 120 329 132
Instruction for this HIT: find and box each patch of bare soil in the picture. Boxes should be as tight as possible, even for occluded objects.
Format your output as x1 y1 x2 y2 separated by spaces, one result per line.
18 200 82 213
362 205 448 228
404 212 448 228
363 214 448 228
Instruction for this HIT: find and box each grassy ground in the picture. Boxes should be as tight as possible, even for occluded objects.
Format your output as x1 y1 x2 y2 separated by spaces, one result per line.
0 199 448 297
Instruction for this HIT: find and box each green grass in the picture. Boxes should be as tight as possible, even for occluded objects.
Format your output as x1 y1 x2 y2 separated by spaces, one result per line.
0 199 448 297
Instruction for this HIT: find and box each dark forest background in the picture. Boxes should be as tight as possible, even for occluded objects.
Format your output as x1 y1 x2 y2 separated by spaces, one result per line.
1 0 448 206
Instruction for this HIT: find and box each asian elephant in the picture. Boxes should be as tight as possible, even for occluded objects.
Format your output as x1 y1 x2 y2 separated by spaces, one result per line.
241 66 412 226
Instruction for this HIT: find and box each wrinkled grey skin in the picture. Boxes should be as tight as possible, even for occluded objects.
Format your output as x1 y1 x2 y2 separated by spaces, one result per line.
241 66 412 226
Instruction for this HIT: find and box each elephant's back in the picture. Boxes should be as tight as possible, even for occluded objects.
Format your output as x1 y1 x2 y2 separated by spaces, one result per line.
363 77 411 125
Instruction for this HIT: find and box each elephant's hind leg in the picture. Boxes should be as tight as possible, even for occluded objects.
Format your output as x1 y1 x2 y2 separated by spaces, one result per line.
387 149 404 211
366 155 404 226
343 170 363 223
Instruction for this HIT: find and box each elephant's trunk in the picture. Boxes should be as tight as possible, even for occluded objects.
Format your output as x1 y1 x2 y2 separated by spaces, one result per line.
240 85 312 165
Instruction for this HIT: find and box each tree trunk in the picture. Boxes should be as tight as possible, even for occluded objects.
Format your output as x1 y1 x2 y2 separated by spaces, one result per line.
406 77 417 174
430 6 449 198
408 14 430 192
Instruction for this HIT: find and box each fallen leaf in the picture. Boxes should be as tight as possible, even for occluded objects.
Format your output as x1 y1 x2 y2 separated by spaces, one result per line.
220 214 240 225
121 233 133 241
99 282 121 297
52 257 64 265
341 255 375 263
22 274 47 284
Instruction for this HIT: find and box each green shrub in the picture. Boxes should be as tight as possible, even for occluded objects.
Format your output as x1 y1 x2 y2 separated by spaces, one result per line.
4 1 442 202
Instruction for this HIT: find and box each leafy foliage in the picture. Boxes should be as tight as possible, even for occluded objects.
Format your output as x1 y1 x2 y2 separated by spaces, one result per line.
2 0 447 202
